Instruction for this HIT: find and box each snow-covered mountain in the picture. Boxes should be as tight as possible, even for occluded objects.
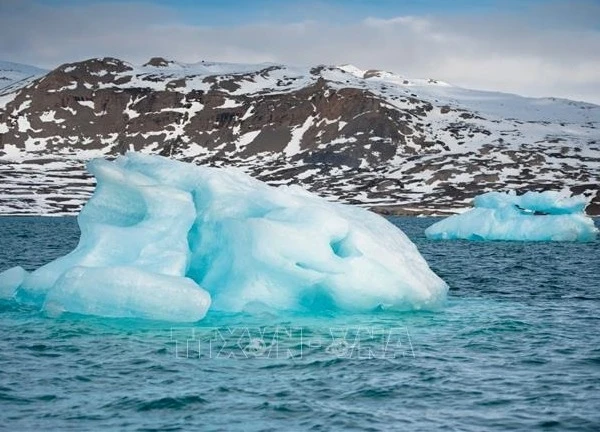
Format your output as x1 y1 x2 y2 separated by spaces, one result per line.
0 60 47 98
0 57 598 215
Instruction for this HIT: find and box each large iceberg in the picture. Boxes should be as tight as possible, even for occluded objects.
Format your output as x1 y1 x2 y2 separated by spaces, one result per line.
425 191 598 242
1 153 447 321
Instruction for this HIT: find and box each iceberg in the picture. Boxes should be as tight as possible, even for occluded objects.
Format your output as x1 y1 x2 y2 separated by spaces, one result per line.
1 153 447 322
425 191 598 242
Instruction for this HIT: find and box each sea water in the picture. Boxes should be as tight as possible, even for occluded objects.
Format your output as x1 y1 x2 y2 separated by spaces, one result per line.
0 216 599 431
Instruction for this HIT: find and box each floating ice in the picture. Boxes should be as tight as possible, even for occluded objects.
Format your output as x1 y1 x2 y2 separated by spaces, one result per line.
44 267 210 322
1 153 447 321
0 266 27 299
425 191 598 242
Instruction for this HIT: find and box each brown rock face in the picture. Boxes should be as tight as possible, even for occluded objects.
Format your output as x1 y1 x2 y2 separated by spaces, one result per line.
0 58 598 215
144 57 171 67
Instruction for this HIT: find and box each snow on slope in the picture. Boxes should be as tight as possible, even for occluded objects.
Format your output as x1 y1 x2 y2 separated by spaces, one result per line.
332 64 598 123
0 61 47 108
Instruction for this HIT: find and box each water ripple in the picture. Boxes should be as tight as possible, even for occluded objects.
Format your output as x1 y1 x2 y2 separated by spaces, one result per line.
0 217 599 431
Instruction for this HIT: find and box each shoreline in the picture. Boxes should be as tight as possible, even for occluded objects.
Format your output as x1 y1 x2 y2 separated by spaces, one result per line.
0 206 457 218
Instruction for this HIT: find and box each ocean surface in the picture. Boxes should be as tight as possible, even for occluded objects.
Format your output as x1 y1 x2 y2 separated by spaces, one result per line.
0 216 599 431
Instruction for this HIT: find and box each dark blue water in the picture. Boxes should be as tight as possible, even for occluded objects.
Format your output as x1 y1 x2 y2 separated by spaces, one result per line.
1 216 599 431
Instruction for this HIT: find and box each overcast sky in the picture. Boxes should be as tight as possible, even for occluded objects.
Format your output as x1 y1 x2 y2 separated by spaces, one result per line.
1 0 599 103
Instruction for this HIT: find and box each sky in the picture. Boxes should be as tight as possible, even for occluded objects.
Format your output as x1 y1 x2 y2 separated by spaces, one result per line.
1 0 599 103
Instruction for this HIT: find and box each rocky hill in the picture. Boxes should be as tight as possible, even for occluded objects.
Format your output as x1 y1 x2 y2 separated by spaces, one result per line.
0 57 598 215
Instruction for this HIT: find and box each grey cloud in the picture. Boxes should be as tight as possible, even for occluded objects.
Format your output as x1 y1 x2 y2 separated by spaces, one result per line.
1 0 599 104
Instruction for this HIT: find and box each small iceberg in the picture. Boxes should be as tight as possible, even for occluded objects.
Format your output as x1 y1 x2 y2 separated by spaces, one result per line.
1 153 447 322
425 191 598 242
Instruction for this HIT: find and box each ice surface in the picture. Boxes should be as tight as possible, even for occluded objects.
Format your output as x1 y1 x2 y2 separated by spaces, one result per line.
44 267 210 322
0 266 28 299
472 191 588 215
1 153 447 321
425 191 598 242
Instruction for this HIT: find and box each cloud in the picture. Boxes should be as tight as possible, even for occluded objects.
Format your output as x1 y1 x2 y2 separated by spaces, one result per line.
1 0 599 103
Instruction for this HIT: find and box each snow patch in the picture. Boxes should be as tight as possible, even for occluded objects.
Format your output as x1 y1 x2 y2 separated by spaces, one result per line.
235 130 261 151
77 100 94 109
284 116 313 157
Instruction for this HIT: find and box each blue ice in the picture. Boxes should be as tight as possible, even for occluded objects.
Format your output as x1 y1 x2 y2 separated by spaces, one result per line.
425 191 598 242
0 154 447 321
